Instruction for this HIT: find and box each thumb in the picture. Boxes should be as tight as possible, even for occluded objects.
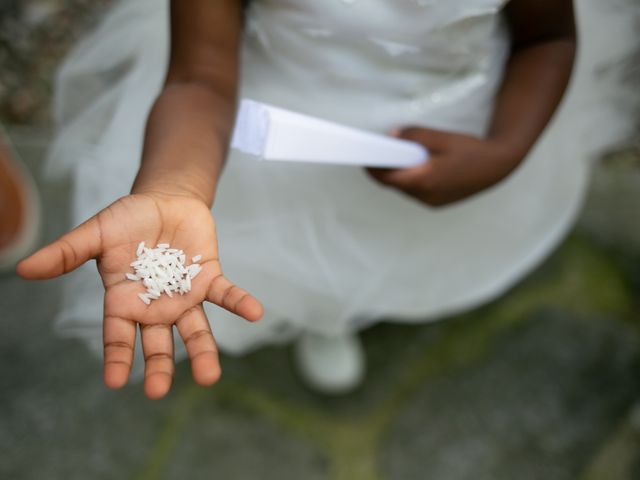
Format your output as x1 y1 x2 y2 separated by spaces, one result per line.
16 215 102 280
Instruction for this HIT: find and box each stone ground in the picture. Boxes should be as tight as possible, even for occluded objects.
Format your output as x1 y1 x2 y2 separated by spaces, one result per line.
1 2 640 480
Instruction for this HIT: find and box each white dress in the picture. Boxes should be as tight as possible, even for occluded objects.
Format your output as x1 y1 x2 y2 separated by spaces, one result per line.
46 0 635 358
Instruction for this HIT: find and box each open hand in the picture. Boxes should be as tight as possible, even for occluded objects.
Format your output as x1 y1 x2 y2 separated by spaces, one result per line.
367 128 523 207
17 192 263 399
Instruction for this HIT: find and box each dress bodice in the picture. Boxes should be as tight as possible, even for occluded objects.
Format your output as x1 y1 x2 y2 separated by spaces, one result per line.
242 0 511 135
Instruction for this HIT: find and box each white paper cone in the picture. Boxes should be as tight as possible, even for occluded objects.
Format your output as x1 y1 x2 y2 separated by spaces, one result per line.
231 99 429 168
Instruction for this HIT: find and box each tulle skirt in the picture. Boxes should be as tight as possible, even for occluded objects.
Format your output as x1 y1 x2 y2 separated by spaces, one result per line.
45 0 636 359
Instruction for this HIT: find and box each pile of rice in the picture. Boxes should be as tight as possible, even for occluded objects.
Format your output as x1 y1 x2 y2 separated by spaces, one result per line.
126 241 203 304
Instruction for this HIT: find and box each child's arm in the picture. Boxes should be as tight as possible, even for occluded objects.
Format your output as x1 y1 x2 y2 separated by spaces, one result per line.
367 0 576 207
17 0 262 399
132 0 243 206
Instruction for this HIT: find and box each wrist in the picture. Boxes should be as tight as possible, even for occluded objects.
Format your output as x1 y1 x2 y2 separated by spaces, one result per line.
134 83 232 209
131 176 216 207
486 136 528 170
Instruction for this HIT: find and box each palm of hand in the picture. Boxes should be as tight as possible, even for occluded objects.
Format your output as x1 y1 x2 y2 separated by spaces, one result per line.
18 193 263 399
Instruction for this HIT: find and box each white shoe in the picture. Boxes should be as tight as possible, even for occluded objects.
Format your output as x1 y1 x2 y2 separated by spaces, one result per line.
293 332 365 395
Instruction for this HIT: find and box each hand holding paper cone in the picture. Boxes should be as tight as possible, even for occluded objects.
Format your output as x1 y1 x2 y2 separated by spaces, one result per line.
367 128 524 207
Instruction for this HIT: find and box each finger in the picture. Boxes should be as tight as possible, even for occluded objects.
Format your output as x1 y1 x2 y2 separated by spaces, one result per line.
206 274 264 322
103 315 136 389
367 161 434 190
140 323 174 400
367 126 447 189
16 215 102 280
175 305 220 386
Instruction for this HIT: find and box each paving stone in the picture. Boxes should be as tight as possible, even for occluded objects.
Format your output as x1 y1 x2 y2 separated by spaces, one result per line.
0 0 111 124
381 312 640 480
157 392 328 480
578 151 640 256
580 401 640 480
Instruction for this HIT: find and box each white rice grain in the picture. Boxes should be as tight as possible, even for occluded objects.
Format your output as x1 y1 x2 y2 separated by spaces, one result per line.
126 242 203 304
138 293 151 305
189 264 202 279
